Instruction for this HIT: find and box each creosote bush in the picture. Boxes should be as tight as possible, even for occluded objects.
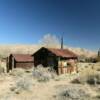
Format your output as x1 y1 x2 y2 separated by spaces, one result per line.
33 65 56 82
56 85 90 100
10 77 33 94
16 78 32 90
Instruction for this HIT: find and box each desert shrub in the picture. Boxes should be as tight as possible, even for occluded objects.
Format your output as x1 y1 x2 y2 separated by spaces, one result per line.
33 65 56 82
85 66 88 68
9 68 34 94
0 66 4 74
10 76 33 94
56 85 90 100
83 73 100 85
38 74 50 82
0 94 18 100
71 78 81 84
9 68 25 77
95 95 100 99
87 74 98 85
97 69 100 71
16 78 32 91
71 74 88 84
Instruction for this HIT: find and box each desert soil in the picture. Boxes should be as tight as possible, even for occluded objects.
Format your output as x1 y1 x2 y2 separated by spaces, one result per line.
0 62 100 100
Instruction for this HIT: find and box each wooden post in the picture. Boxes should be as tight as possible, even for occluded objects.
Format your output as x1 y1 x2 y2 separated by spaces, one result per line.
58 57 61 75
6 57 9 73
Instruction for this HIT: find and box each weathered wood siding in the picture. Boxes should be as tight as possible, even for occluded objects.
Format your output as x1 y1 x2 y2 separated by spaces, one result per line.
15 62 34 69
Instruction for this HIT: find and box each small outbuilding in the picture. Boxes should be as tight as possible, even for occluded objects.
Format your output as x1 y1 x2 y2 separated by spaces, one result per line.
32 47 78 74
7 54 34 72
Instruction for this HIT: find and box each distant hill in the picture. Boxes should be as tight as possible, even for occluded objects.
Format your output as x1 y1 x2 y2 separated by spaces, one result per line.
67 47 97 58
0 45 97 58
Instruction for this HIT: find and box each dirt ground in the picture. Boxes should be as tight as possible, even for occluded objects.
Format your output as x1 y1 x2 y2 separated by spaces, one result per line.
0 62 100 100
0 74 74 100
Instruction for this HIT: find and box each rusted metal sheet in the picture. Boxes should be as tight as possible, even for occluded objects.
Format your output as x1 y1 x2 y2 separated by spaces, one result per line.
7 54 34 72
47 48 77 58
12 54 33 62
33 47 78 58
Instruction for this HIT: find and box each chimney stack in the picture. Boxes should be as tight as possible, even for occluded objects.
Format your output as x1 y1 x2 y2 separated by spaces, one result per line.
61 36 63 49
98 48 100 57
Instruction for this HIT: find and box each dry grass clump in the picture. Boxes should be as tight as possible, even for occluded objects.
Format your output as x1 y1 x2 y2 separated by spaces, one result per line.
77 63 94 72
8 68 35 94
33 65 57 82
72 63 100 85
10 77 33 94
92 86 100 100
72 68 100 85
0 67 4 74
95 95 100 99
87 74 100 85
0 92 36 100
0 94 18 100
9 68 26 77
0 62 6 74
55 85 90 100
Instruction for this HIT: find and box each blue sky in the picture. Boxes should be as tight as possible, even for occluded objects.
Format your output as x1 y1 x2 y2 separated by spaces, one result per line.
0 0 100 50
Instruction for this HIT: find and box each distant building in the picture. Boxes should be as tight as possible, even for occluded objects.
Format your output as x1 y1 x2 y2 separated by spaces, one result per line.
7 54 34 72
32 47 78 74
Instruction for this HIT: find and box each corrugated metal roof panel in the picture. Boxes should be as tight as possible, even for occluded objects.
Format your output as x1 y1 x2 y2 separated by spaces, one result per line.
47 48 77 58
11 54 33 62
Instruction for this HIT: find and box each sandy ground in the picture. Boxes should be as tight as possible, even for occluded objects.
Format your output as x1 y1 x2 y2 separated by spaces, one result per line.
0 73 80 100
0 74 97 100
0 75 66 100
0 62 100 100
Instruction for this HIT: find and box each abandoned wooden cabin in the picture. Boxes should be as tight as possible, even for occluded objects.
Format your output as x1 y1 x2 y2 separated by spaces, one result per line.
7 54 34 72
32 47 78 74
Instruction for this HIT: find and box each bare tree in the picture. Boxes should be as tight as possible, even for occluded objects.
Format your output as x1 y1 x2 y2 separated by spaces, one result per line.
39 34 60 48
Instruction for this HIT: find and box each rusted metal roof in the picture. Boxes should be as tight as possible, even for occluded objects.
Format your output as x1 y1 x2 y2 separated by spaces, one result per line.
11 54 33 62
33 47 77 58
47 48 77 58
